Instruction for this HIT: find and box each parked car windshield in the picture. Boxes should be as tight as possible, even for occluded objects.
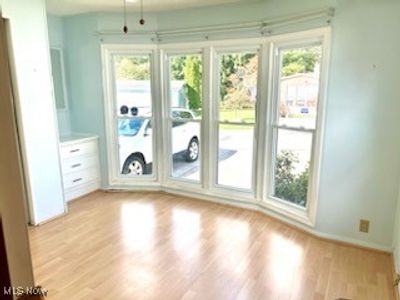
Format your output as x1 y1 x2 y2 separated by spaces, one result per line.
118 119 145 136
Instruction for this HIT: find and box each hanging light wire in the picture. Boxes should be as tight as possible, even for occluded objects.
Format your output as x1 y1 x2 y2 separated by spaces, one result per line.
123 0 128 34
123 0 145 33
139 0 145 25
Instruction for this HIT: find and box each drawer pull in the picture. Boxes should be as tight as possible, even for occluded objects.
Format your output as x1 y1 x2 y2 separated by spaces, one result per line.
71 163 82 168
72 178 83 183
70 149 80 153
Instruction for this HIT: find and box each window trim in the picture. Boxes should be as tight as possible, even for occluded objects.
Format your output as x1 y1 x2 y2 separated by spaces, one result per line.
261 29 331 226
102 45 160 186
210 46 261 196
268 43 320 209
162 50 205 187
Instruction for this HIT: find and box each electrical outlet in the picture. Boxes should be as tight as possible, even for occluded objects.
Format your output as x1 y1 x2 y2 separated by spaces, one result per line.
359 219 370 233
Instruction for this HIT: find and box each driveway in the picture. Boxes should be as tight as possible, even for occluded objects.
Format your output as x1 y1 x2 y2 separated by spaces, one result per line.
171 124 311 187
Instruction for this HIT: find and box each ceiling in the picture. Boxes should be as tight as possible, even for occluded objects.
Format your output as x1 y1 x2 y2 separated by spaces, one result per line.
46 0 251 16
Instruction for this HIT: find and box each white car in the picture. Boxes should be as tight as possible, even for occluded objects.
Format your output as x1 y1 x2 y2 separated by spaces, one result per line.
118 108 200 175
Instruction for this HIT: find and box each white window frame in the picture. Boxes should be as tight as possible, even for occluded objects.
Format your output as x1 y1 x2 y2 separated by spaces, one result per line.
210 45 261 200
261 29 331 226
101 44 160 187
162 49 205 189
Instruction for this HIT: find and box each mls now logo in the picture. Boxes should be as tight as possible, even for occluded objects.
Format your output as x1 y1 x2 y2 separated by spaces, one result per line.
3 286 48 297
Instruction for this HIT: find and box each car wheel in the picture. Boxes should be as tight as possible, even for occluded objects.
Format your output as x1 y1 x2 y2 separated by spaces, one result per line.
186 138 199 162
122 155 146 175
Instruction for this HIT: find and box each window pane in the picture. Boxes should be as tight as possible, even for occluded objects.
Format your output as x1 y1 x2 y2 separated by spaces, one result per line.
219 52 258 123
217 124 254 190
118 118 153 176
113 55 152 117
169 55 202 119
171 121 200 181
273 129 312 207
278 46 322 129
169 54 202 183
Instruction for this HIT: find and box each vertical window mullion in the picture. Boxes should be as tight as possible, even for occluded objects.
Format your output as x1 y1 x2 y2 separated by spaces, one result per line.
201 47 210 190
254 43 270 201
210 49 219 189
270 125 279 196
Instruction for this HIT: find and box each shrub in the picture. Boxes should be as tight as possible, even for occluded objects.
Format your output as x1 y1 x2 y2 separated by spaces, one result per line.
274 150 309 206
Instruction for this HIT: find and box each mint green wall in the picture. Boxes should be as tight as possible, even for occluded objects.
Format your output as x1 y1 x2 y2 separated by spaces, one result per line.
47 14 71 136
47 14 64 46
317 0 400 248
156 0 335 30
60 0 400 249
63 14 107 180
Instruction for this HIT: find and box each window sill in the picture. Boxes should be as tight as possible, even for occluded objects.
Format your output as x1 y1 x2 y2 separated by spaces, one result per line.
260 197 315 227
109 175 159 187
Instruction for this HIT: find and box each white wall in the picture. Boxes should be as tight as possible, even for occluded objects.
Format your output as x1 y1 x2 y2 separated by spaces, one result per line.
1 0 65 224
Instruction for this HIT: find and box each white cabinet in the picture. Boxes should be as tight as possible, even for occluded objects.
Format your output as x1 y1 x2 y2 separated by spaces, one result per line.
60 135 100 202
2 0 66 225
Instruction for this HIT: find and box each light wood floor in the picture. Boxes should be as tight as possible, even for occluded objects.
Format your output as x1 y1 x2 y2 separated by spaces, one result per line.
29 191 395 300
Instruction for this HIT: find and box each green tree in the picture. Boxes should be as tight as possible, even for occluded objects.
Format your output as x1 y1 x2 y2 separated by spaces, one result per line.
183 56 202 110
274 150 309 206
222 56 258 111
170 56 186 80
115 56 150 80
281 47 321 77
219 53 254 101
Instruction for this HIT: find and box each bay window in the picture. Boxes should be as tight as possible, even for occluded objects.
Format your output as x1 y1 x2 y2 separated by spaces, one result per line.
102 28 330 226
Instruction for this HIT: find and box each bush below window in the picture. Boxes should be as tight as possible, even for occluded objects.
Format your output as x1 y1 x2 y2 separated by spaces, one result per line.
274 150 309 207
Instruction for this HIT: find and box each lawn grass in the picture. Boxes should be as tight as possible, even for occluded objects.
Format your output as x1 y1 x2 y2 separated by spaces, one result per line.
192 109 255 130
219 109 255 130
219 109 255 123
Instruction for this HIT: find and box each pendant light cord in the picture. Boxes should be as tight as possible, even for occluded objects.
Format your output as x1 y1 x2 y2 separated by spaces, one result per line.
123 0 128 33
141 0 143 20
139 0 145 25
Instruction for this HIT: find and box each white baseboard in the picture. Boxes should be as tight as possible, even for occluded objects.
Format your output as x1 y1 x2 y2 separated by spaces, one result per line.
101 185 392 253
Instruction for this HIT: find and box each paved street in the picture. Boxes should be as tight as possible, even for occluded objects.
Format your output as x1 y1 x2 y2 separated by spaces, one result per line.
171 123 311 188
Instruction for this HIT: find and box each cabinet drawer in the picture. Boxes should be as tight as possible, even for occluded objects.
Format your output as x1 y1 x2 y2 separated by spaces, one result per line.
60 140 98 160
64 180 100 202
61 155 98 175
63 168 99 190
